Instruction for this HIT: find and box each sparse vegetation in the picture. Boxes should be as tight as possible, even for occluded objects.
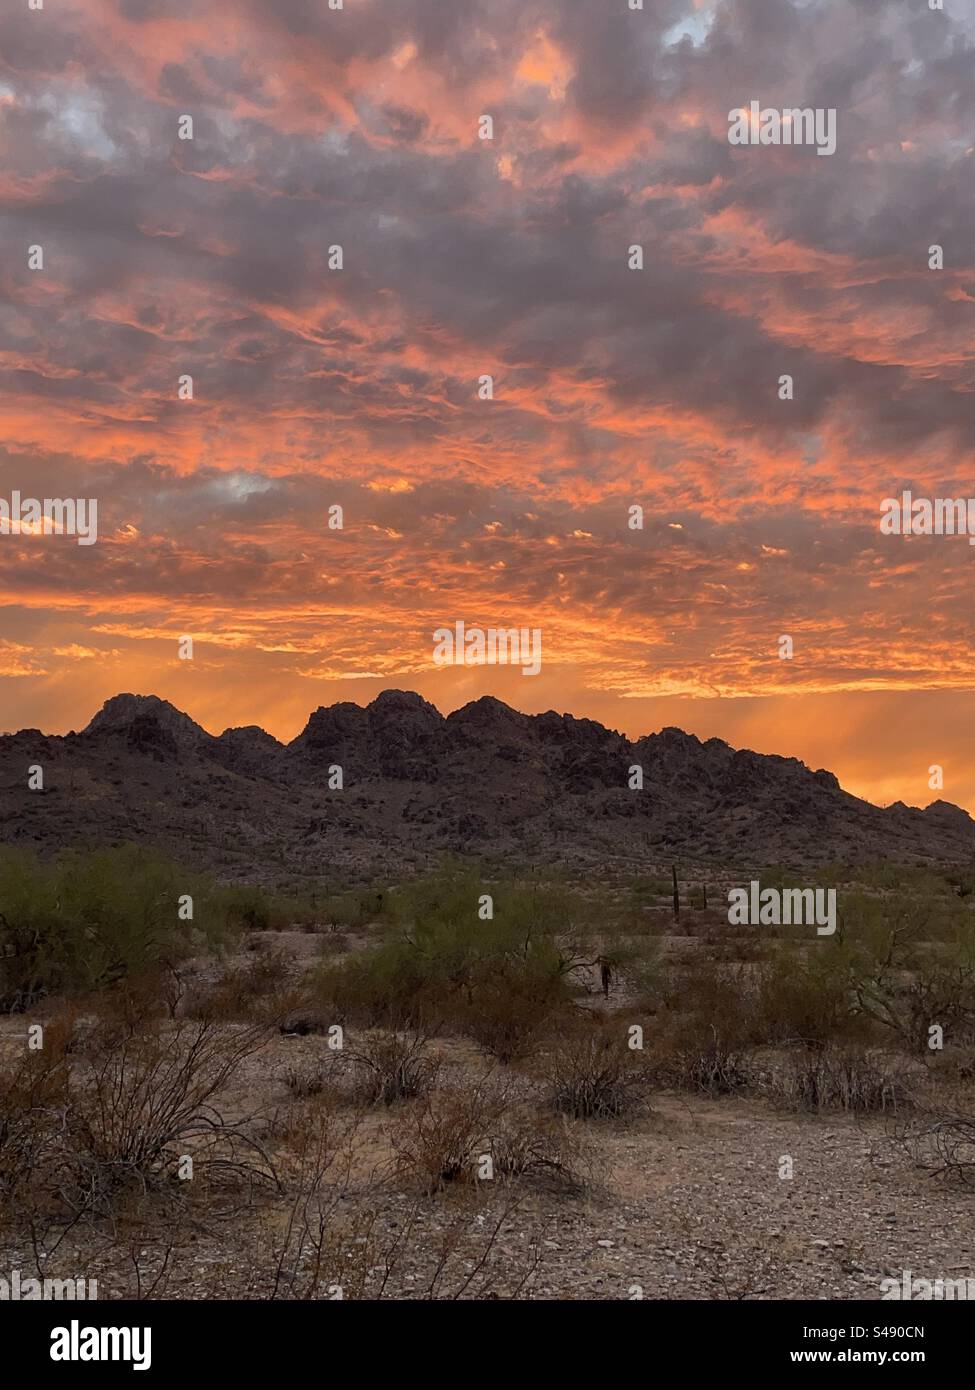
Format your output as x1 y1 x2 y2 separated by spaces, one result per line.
2 856 974 1297
0 1010 277 1229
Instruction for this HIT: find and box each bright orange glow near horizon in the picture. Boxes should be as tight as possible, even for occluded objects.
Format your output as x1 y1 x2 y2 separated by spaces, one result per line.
1 1 974 815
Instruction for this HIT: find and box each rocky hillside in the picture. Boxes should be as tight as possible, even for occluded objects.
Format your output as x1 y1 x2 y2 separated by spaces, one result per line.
1 691 972 881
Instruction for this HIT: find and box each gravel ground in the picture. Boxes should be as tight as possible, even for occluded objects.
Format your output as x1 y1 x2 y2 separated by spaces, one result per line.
2 1070 971 1300
2 930 972 1301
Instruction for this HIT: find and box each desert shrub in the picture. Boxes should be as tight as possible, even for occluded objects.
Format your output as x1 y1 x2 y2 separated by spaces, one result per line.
315 870 592 1038
82 968 180 1034
767 1046 912 1113
669 901 975 1057
595 935 662 1007
923 1044 975 1086
842 895 975 1050
0 846 236 1011
900 1111 975 1185
185 951 291 1023
655 966 753 1094
389 1080 584 1194
659 947 858 1053
59 1017 277 1214
347 1030 439 1105
0 1013 74 1207
487 1109 586 1190
315 941 436 1029
630 876 673 901
854 864 951 896
853 959 975 1054
842 888 968 955
213 883 283 933
946 871 975 900
458 967 567 1063
663 1032 751 1096
390 1083 505 1192
543 1021 646 1119
659 961 757 1041
321 888 385 931
213 883 326 934
316 930 352 957
697 908 766 960
753 949 856 1048
282 1064 327 1100
0 1013 276 1224
278 1006 334 1037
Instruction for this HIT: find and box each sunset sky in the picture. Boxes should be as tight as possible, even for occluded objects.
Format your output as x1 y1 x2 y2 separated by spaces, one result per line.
1 0 974 812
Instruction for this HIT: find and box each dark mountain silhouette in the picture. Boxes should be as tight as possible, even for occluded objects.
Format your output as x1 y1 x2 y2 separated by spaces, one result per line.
1 690 972 881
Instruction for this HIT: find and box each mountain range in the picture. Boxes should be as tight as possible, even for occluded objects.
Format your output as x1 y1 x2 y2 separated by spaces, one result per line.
1 691 973 881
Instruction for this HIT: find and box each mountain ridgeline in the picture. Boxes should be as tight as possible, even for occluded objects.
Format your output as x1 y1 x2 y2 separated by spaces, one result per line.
2 691 973 880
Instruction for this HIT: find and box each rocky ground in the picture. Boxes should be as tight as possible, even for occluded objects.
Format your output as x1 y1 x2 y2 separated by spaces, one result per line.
2 1066 968 1301
2 935 971 1302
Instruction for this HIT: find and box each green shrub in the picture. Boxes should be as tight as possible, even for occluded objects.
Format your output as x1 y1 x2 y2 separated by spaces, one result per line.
458 964 567 1062
841 893 975 1050
315 870 593 1042
0 845 236 1011
753 948 856 1048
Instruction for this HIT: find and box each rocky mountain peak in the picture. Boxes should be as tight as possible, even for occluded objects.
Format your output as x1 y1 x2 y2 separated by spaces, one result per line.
83 693 210 753
6 689 974 873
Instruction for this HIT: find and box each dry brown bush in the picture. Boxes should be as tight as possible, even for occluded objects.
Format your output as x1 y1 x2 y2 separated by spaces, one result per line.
60 1016 279 1213
542 1020 647 1119
346 1029 440 1106
0 1012 74 1210
390 1083 504 1192
898 1109 975 1185
282 1063 328 1100
458 975 568 1064
0 1012 278 1227
660 1031 752 1096
763 1046 914 1113
184 951 293 1023
262 1105 378 1300
488 1108 587 1190
389 1078 585 1195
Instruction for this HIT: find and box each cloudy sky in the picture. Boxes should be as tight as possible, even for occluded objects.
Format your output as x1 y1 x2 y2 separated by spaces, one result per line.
1 0 973 810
